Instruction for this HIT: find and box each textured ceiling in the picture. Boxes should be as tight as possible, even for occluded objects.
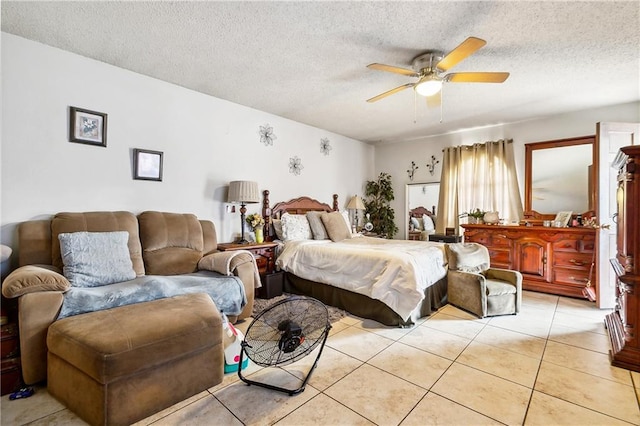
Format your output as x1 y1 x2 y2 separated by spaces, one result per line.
2 1 639 144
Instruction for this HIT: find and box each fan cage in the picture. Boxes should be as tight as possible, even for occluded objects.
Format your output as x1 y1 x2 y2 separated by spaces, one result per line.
243 296 331 367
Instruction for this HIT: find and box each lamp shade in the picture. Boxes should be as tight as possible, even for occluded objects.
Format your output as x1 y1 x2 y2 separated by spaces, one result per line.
347 195 365 210
228 181 260 204
414 76 442 97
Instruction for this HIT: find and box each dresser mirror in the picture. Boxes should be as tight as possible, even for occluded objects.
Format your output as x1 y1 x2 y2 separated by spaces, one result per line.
524 136 595 220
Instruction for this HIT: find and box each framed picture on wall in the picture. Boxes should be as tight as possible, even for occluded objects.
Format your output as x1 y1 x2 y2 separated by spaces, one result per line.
133 149 163 181
69 106 107 147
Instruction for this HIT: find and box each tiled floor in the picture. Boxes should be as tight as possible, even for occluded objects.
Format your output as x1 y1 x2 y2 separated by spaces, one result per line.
2 291 640 425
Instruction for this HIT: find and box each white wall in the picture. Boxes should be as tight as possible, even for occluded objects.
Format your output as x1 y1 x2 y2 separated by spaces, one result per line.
1 33 374 274
375 101 640 238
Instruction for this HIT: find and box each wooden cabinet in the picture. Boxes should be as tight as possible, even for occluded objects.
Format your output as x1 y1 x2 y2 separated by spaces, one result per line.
606 145 640 372
462 224 596 298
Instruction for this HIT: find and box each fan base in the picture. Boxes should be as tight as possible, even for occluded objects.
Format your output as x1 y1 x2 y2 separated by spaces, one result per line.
411 51 444 73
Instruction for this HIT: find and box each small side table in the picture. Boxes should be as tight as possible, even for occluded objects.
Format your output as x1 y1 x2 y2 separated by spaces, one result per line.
216 241 283 298
428 234 462 243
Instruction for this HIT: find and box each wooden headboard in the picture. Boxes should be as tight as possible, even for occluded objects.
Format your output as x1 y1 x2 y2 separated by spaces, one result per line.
409 206 436 219
261 190 339 240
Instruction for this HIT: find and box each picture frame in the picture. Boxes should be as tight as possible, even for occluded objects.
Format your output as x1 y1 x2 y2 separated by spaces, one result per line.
133 149 163 181
554 211 573 227
69 107 107 147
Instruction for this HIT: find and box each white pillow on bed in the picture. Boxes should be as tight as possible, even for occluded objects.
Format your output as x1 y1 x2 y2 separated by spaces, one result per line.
280 213 313 241
422 214 435 231
410 217 422 231
272 218 284 240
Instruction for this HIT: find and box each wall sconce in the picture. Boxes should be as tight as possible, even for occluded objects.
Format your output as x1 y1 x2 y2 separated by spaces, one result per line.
427 155 440 176
407 161 418 181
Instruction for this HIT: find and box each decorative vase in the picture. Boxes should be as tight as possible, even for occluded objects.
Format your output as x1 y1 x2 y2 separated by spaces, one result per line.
254 227 264 243
468 217 477 224
483 211 499 225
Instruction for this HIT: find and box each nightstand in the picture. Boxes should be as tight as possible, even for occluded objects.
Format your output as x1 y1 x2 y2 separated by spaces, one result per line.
216 241 283 298
428 234 462 243
408 231 421 241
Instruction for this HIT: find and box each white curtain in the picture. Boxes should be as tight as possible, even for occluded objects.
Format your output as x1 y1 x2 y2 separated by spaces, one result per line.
436 139 523 233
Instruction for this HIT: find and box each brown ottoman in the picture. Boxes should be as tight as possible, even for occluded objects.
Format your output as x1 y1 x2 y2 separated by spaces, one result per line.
47 293 224 426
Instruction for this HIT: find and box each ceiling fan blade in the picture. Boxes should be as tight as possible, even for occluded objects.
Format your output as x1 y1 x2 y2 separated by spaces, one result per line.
426 91 441 108
367 63 419 77
436 37 486 71
366 83 415 103
446 72 510 83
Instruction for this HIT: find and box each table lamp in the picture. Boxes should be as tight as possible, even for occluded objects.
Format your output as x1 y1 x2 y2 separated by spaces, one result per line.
228 180 260 243
346 195 365 231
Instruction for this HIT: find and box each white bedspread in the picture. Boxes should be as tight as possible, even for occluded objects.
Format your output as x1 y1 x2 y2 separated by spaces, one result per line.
276 236 447 321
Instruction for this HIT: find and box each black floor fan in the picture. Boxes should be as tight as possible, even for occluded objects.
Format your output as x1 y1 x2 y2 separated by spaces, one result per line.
238 296 331 395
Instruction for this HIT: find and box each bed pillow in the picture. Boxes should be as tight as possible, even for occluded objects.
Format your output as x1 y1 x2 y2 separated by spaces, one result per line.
58 231 136 287
321 211 353 242
280 213 313 241
444 243 490 274
272 218 284 240
422 214 435 232
306 211 329 240
410 217 422 231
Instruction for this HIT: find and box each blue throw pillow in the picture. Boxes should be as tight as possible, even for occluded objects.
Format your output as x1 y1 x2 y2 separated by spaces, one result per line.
58 231 136 287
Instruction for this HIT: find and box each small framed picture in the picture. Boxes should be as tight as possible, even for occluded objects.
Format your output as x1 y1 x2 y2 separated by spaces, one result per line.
133 149 163 181
554 211 573 227
69 107 107 147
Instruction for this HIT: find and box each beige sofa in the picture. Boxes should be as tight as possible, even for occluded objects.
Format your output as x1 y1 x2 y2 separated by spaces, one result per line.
1 211 258 385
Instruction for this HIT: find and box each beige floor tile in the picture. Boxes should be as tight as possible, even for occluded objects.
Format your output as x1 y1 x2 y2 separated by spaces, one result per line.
328 319 350 336
324 364 426 425
457 340 541 387
327 325 393 361
474 324 546 359
436 304 491 322
283 345 363 391
487 308 554 338
552 310 608 335
399 324 471 360
556 297 612 321
353 317 414 340
535 361 640 424
422 311 487 339
207 361 265 394
400 392 503 426
340 315 362 326
368 341 452 389
275 393 375 425
632 371 640 389
151 394 242 426
134 391 211 425
548 322 611 354
431 363 531 425
0 385 67 425
25 409 88 426
521 290 559 312
214 368 319 425
543 340 632 386
525 390 632 425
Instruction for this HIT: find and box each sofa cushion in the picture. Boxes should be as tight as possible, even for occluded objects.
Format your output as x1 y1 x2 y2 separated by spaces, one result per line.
138 212 204 275
48 293 222 384
58 231 136 287
51 211 144 276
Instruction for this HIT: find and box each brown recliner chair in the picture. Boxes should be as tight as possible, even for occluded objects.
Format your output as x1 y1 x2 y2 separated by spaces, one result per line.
445 243 522 318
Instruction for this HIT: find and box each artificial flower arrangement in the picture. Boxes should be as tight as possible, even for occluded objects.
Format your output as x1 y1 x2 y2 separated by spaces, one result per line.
246 213 265 230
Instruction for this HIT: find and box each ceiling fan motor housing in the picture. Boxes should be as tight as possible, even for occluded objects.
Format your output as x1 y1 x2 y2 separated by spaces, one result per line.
411 51 444 75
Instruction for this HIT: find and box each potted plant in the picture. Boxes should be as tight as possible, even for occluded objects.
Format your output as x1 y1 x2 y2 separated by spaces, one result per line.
460 208 487 224
363 172 399 238
246 213 265 243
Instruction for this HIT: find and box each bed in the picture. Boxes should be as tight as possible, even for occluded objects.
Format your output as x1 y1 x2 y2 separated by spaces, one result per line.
409 206 437 241
262 191 448 327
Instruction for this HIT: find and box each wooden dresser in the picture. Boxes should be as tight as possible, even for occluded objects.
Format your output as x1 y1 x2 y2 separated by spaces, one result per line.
462 224 596 298
606 145 640 372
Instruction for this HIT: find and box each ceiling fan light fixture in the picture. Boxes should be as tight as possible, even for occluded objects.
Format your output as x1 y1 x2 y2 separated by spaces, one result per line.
414 76 442 97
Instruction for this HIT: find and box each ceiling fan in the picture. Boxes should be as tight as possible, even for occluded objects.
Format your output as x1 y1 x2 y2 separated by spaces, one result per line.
366 37 509 107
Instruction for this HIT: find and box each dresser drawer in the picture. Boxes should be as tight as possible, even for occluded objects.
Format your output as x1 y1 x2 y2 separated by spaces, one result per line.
465 233 490 245
553 268 590 286
553 252 592 269
491 234 513 247
553 240 579 252
487 248 512 268
1 323 19 359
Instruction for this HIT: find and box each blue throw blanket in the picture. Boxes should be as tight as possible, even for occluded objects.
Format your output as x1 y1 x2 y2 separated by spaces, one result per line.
57 271 246 319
